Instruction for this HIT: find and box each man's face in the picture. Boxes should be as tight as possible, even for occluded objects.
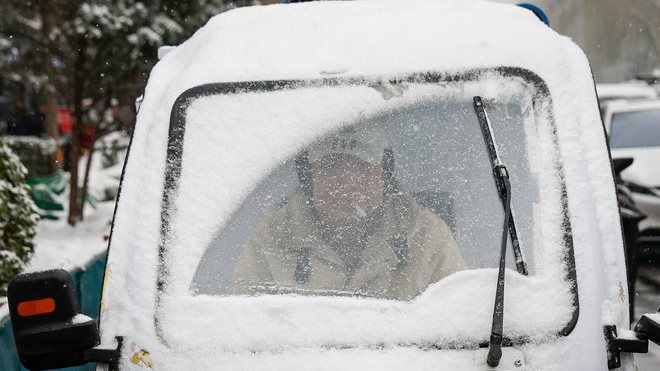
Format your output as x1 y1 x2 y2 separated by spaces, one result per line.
311 154 384 225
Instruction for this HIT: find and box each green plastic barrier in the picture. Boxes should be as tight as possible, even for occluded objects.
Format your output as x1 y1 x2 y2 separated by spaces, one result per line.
26 171 67 210
26 171 97 221
0 252 107 371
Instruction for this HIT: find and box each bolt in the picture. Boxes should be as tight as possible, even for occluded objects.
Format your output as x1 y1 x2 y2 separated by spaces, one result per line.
514 359 523 367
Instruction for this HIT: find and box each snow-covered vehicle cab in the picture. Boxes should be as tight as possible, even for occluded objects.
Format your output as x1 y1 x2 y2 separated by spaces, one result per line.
7 1 660 370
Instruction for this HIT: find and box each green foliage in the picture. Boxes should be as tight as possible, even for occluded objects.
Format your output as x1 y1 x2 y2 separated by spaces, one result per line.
0 139 39 295
4 135 57 177
0 0 254 223
0 0 255 113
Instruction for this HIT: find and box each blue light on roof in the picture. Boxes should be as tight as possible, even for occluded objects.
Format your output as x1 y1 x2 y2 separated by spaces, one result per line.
517 3 550 27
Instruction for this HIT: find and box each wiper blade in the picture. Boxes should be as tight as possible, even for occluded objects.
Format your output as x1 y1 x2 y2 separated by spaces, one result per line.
472 97 528 275
472 96 516 367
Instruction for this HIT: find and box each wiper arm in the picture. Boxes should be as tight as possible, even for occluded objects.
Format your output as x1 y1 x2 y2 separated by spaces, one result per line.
486 164 511 367
472 97 528 275
472 96 516 367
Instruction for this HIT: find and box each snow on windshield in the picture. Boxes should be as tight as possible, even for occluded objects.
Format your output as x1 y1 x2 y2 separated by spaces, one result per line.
157 72 573 351
190 94 535 299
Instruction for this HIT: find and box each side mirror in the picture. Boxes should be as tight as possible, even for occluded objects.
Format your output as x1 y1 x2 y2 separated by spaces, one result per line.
605 309 660 369
612 157 634 176
7 269 99 370
635 312 660 346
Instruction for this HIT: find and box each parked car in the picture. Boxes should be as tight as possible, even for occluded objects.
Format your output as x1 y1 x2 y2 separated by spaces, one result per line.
612 158 646 320
603 100 660 255
597 82 658 105
7 1 660 370
596 83 658 118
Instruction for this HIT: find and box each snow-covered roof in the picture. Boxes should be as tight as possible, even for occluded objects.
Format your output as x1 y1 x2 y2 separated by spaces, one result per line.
144 0 581 108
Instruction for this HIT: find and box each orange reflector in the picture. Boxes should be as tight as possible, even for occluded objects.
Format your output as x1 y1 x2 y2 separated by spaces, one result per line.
17 298 56 317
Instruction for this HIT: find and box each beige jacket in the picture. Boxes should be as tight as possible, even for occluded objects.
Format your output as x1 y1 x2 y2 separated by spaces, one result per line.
232 189 465 300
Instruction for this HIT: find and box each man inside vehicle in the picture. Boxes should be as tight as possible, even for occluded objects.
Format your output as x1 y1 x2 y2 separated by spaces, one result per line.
232 125 465 300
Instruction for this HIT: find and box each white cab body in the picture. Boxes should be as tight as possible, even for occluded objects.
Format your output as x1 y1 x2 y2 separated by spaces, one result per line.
98 1 634 370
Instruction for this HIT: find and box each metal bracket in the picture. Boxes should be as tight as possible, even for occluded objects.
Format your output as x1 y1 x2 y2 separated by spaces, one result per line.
84 336 123 370
604 325 648 369
635 313 660 346
474 347 526 369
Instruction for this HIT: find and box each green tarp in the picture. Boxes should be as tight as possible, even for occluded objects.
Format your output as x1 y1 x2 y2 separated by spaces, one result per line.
26 171 67 211
26 171 97 220
0 252 107 371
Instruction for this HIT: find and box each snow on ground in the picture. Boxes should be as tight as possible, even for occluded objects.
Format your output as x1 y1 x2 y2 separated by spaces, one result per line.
25 200 113 272
85 131 128 202
25 139 125 272
0 143 124 317
0 200 114 319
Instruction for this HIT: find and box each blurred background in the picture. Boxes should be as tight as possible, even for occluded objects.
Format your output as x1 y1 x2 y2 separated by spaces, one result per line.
0 0 658 369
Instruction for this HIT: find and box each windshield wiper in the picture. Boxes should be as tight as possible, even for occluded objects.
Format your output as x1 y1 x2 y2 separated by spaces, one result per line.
472 96 516 367
472 97 527 275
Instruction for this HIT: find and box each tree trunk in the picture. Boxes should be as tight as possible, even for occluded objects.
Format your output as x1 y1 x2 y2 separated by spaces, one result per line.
79 137 96 221
67 37 87 226
44 95 59 172
39 0 58 136
40 0 60 173
68 104 82 226
43 95 58 142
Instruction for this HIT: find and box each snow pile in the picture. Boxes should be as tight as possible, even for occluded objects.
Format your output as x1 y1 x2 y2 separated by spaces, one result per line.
163 269 572 352
69 313 93 325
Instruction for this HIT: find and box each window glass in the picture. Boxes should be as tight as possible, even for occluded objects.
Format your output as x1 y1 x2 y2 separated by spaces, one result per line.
609 109 660 148
189 88 537 300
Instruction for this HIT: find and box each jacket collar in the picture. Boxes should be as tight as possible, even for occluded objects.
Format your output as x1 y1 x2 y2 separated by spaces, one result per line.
289 189 408 290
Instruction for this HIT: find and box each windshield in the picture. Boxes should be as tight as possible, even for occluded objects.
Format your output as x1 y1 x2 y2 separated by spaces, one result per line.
157 72 576 351
191 98 534 300
609 109 660 148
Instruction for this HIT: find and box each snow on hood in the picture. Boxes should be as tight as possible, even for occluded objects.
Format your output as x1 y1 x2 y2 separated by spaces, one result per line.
596 82 658 101
613 147 660 186
100 1 627 369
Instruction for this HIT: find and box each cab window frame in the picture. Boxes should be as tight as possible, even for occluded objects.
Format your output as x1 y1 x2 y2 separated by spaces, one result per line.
154 67 579 347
